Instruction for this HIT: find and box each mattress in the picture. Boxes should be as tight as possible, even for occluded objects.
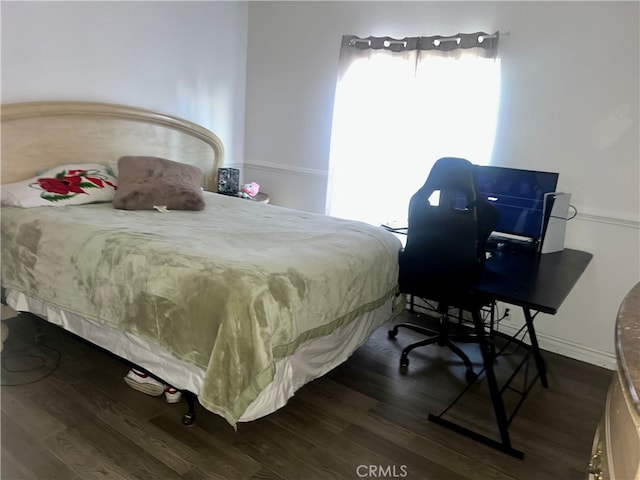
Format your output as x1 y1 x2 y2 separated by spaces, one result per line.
1 192 402 425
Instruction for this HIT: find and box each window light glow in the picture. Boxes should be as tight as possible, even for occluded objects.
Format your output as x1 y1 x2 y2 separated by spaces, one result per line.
327 51 501 227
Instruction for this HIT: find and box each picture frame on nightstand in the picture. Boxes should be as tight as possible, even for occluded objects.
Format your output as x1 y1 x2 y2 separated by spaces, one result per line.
217 168 239 195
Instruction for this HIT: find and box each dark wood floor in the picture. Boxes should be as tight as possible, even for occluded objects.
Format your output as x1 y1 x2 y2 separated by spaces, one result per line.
1 313 612 480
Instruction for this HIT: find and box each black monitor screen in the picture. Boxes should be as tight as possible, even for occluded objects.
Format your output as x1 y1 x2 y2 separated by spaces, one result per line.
474 165 559 240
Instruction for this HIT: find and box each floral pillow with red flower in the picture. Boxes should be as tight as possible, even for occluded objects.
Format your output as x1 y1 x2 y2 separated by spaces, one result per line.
1 164 117 208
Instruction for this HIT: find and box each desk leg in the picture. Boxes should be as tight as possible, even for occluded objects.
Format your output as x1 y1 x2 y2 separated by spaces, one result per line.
522 307 548 389
428 307 524 459
472 308 516 452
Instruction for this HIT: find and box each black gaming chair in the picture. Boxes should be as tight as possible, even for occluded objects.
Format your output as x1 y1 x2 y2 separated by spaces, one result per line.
388 157 499 382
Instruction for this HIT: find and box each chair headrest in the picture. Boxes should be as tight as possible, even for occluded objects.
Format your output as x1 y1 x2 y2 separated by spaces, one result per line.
412 157 479 210
421 157 476 195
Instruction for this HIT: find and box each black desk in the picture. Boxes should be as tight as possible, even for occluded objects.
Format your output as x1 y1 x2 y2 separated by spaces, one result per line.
427 248 593 459
479 248 593 315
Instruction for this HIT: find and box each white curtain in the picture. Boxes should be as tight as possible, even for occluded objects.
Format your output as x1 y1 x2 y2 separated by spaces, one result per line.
326 33 501 226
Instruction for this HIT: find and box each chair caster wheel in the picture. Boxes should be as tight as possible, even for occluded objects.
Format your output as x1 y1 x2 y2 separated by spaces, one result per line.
182 413 196 426
388 328 398 339
465 370 477 383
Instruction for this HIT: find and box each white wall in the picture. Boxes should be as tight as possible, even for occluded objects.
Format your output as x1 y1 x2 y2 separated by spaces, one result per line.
1 0 249 167
244 1 639 368
1 1 638 368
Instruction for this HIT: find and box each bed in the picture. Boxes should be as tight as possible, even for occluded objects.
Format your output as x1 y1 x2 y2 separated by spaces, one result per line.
0 101 402 427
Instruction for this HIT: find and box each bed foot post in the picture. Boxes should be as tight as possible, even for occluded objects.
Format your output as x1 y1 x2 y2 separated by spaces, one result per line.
182 391 197 426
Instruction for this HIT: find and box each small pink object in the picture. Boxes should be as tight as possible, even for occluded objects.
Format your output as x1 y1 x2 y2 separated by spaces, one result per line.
240 182 260 197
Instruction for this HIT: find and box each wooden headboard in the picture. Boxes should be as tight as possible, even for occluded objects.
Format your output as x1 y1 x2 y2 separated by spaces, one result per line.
0 101 225 191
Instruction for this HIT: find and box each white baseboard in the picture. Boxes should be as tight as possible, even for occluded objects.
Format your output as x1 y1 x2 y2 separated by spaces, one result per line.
497 323 616 370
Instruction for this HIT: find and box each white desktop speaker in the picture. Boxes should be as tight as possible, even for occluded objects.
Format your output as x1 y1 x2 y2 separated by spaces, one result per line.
540 192 571 254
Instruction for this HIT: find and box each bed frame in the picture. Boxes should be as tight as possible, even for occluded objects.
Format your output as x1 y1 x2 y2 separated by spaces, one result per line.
1 101 224 190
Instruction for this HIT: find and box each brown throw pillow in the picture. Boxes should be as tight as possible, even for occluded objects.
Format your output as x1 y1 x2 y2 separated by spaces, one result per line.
113 156 205 211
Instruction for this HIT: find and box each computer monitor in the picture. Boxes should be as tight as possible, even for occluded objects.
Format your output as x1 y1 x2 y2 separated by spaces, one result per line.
474 165 559 243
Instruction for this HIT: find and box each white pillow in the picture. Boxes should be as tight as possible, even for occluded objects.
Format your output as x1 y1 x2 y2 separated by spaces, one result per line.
1 163 117 208
108 159 119 178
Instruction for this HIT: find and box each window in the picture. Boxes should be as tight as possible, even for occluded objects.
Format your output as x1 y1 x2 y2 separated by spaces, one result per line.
326 33 501 226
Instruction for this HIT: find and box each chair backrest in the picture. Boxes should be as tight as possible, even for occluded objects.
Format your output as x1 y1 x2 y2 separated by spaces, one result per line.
399 157 499 301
